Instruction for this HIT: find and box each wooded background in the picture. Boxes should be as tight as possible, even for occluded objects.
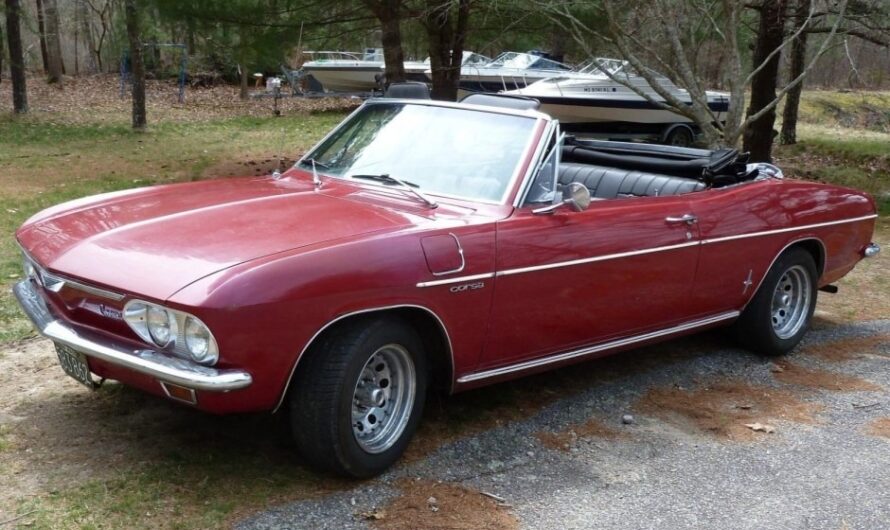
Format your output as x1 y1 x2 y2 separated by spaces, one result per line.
2 0 889 159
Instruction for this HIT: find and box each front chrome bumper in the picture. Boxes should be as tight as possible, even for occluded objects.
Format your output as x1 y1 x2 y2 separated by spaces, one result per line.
13 280 252 392
864 242 881 258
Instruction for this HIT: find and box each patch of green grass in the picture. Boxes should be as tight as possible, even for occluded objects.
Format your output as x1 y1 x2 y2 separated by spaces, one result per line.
782 122 890 217
14 437 331 529
798 91 890 132
0 426 9 453
0 112 345 344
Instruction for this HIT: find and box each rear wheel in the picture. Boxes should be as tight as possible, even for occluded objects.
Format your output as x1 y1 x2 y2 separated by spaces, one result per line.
733 247 818 356
289 316 427 478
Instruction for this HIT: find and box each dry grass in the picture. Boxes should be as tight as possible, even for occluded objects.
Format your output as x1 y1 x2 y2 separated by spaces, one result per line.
865 417 890 439
636 380 820 441
535 417 626 451
810 228 890 322
799 334 890 362
0 74 359 126
372 478 518 530
772 361 883 392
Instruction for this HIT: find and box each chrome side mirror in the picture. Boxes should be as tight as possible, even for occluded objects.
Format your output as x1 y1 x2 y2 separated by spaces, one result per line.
532 183 591 215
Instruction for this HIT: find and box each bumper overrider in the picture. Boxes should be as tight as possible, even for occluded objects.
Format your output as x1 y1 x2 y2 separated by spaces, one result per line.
13 279 252 393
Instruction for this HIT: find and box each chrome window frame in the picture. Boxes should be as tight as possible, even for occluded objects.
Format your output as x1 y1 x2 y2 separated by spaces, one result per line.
514 121 565 208
296 99 549 206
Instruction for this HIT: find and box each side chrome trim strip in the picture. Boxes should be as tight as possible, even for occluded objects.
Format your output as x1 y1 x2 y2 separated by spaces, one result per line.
415 214 875 287
701 214 878 245
272 304 454 413
417 272 495 288
496 241 699 277
456 311 740 384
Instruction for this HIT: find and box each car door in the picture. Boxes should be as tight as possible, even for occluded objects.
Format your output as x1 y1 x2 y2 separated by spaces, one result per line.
479 141 702 371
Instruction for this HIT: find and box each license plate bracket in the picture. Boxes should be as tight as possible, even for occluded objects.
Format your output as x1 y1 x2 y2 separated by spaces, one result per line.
54 343 98 389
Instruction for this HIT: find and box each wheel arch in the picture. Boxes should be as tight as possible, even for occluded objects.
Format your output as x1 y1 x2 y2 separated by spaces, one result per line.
742 236 826 310
273 304 454 413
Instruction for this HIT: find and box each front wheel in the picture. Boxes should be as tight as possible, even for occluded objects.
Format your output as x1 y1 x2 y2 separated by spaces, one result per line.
289 316 427 478
733 247 818 356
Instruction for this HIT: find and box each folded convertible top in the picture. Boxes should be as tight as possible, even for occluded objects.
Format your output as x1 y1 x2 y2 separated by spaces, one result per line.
562 138 750 185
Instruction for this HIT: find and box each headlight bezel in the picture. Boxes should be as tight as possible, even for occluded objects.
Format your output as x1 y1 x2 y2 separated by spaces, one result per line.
123 299 219 366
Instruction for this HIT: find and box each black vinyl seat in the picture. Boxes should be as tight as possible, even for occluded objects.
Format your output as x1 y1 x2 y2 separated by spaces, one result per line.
559 162 706 199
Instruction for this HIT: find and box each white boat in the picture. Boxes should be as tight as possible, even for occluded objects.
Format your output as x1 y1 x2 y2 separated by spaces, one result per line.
300 49 429 93
504 58 729 144
453 51 575 96
405 51 492 83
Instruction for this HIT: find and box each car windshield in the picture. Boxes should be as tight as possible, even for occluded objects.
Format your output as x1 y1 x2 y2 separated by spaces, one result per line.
300 102 539 203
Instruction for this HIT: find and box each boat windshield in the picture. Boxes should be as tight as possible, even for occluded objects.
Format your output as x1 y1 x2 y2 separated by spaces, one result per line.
487 52 536 69
299 102 539 203
579 58 627 76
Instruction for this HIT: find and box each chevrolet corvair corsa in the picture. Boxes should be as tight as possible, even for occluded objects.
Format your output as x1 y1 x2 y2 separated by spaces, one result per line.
14 93 880 477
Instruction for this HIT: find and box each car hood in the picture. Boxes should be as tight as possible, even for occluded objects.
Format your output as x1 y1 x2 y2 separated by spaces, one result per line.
17 175 428 301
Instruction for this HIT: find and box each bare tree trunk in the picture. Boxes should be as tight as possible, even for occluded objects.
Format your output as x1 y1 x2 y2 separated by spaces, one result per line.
364 0 406 85
77 0 99 73
44 0 65 84
34 0 49 73
0 18 4 84
424 0 470 101
5 0 28 112
743 0 788 162
239 64 249 100
124 0 146 129
780 0 811 146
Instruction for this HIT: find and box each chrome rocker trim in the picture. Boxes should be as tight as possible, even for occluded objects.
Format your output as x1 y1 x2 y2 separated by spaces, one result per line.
457 310 740 383
13 280 252 392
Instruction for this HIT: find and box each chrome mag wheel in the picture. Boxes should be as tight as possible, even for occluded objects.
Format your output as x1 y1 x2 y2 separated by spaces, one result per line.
771 264 812 339
351 344 416 454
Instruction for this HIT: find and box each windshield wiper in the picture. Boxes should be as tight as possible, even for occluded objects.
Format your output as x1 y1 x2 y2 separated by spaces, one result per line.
300 157 329 170
351 174 438 209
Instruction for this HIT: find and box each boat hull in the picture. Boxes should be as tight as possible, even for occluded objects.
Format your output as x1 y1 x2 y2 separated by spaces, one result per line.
301 66 381 92
535 96 728 126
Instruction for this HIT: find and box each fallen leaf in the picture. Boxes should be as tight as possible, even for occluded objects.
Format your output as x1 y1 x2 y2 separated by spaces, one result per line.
360 509 386 521
743 422 776 434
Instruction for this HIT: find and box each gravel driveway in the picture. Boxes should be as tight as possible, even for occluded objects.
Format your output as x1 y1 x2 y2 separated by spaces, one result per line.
237 318 890 530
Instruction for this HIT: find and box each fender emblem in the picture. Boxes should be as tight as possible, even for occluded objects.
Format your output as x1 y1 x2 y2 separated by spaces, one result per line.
449 281 485 293
98 304 123 320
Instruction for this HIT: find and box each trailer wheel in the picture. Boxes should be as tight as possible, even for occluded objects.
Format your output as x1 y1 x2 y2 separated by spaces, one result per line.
663 125 695 147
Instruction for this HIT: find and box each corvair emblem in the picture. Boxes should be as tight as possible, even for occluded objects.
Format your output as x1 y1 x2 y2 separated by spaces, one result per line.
449 281 485 293
99 304 123 320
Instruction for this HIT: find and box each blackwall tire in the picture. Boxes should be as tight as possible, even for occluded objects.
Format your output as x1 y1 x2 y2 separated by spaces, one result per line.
289 316 427 478
733 247 818 356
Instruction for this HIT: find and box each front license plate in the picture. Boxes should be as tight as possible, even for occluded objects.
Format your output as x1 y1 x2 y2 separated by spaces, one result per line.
54 343 96 389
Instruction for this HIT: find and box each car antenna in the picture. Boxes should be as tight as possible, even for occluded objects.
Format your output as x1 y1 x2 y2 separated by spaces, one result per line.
272 126 286 180
311 158 322 188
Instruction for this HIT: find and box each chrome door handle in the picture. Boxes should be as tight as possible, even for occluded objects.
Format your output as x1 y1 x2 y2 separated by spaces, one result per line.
665 214 698 225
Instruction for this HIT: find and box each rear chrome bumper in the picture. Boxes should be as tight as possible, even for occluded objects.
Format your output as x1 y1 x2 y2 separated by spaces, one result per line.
864 242 881 258
13 280 252 392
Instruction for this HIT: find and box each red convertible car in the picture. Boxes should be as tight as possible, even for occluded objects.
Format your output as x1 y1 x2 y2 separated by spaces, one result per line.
14 92 880 477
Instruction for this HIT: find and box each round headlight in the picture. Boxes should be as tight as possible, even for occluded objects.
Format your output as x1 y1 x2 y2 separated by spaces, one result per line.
147 306 175 347
184 317 218 365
